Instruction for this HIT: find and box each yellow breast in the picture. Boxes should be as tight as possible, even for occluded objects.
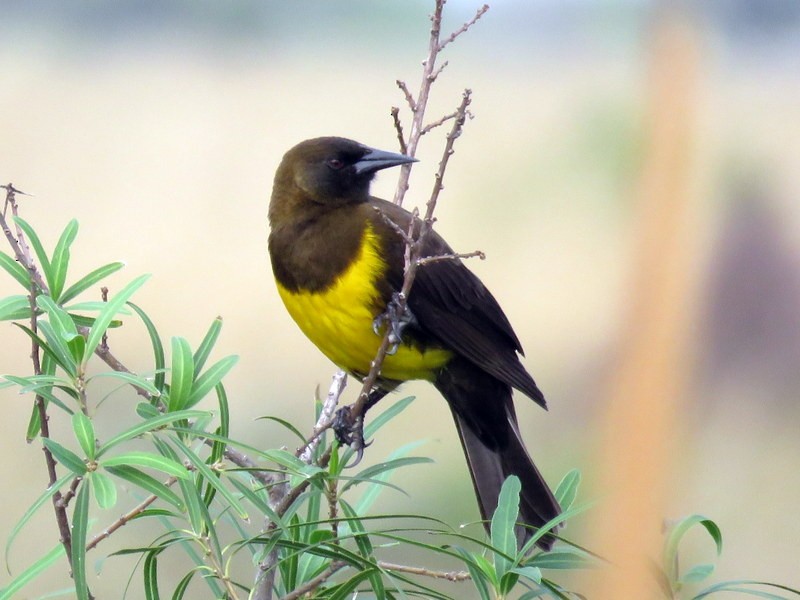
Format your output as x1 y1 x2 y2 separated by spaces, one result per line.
275 223 452 381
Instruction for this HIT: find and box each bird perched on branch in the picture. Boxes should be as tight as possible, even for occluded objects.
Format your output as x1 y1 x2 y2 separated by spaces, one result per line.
268 136 560 549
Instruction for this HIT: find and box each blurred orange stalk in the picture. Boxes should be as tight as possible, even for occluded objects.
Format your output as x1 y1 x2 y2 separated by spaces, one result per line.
586 10 702 597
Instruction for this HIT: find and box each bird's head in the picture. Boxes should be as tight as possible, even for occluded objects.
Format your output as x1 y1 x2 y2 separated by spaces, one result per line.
272 137 416 210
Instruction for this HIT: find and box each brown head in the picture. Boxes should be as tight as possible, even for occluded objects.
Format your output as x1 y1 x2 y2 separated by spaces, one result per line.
269 137 415 226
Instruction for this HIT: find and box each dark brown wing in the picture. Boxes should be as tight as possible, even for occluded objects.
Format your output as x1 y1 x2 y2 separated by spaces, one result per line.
367 198 546 408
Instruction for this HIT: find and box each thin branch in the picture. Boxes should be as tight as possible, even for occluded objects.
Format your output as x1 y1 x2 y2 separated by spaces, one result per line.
396 80 416 112
298 370 347 463
438 4 490 52
86 477 177 551
416 249 485 266
390 107 407 155
279 561 347 600
347 89 473 427
377 561 471 582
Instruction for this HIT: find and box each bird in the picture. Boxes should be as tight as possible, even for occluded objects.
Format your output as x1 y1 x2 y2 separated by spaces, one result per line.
268 136 561 549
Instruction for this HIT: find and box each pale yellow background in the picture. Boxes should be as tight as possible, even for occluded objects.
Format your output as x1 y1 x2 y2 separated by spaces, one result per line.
1 2 799 597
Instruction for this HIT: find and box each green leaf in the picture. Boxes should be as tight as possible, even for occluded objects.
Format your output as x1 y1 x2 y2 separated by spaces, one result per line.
90 470 117 509
170 570 195 600
127 302 166 394
71 481 91 600
529 549 592 570
4 473 72 571
0 295 31 321
12 323 73 376
168 337 194 412
452 547 493 599
173 441 248 520
101 452 189 479
36 320 78 377
13 216 52 291
491 475 521 581
185 355 238 409
0 544 66 600
694 580 800 599
193 317 222 377
554 469 580 511
59 261 125 305
143 550 160 600
0 251 30 290
663 515 722 583
49 219 79 300
84 273 150 361
680 563 715 584
509 565 542 583
96 409 209 457
42 438 87 475
88 370 161 397
72 412 96 460
104 465 184 511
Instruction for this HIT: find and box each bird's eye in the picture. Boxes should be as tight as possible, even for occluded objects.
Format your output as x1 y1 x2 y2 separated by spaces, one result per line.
326 158 345 170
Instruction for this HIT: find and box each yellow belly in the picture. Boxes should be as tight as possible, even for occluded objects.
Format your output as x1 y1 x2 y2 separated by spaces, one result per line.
275 224 452 381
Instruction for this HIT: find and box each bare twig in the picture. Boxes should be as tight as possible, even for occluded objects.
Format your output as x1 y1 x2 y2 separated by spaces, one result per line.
416 249 485 266
347 89 473 428
279 561 347 600
86 477 177 551
396 80 416 112
390 107 407 155
438 4 490 52
298 370 347 463
377 561 471 582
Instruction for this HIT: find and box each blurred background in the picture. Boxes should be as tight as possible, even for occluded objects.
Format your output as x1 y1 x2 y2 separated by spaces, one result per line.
1 0 799 597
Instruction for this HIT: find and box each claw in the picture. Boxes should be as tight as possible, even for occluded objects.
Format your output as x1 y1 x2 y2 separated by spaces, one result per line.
372 292 417 355
332 405 372 468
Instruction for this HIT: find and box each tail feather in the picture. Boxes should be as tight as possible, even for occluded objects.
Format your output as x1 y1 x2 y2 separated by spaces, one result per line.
453 411 561 550
435 358 561 550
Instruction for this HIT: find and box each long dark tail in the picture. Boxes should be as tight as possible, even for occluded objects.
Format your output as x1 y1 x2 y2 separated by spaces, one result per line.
435 359 561 550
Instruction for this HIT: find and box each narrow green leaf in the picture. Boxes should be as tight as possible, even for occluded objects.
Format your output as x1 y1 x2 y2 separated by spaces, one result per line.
36 321 78 377
71 481 91 600
104 465 184 511
193 317 222 376
90 471 117 509
37 295 79 338
101 452 189 479
4 473 72 570
680 563 715 584
84 273 150 361
491 475 521 580
452 547 492 600
694 580 800 599
185 355 238 409
96 409 209 457
663 515 723 583
554 469 580 511
215 382 230 442
88 370 161 397
167 337 193 412
49 219 79 300
0 251 30 290
13 216 52 291
42 438 87 475
0 544 66 600
171 570 195 600
127 301 166 394
12 323 73 375
529 549 592 570
0 295 31 321
60 261 125 305
509 565 542 583
173 441 248 520
72 412 96 460
186 356 239 408
143 550 160 600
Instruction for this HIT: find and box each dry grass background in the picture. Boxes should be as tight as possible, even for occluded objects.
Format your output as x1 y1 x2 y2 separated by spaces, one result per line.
1 2 799 597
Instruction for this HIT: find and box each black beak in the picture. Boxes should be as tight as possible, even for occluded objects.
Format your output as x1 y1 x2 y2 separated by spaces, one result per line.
353 146 417 175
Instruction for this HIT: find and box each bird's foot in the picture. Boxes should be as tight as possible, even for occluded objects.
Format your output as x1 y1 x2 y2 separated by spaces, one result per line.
372 292 416 355
332 405 371 467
